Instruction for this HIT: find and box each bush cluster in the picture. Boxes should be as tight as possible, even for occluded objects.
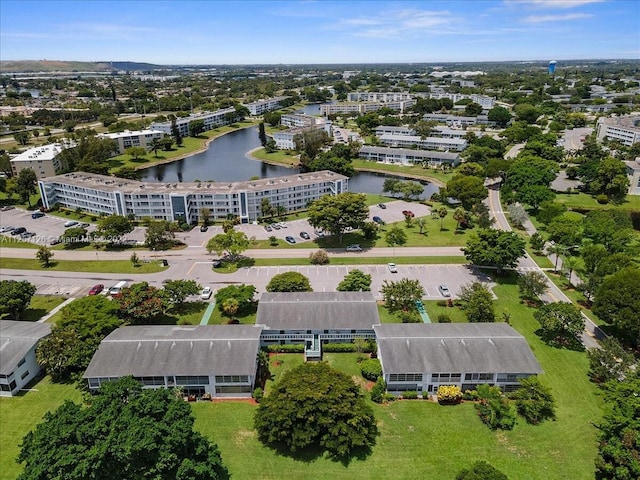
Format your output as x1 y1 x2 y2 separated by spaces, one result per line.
475 384 517 430
360 359 382 381
437 385 463 404
266 344 304 353
401 390 418 400
309 249 330 265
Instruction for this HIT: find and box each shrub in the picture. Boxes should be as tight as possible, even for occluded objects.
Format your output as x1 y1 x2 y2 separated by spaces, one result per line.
596 194 609 204
360 358 382 381
309 249 330 265
323 343 356 352
266 344 304 353
371 376 386 404
437 385 463 405
399 309 421 323
253 387 263 403
475 384 517 430
462 389 479 401
508 376 556 425
436 300 448 307
437 313 452 323
269 235 278 246
455 461 509 480
402 390 418 400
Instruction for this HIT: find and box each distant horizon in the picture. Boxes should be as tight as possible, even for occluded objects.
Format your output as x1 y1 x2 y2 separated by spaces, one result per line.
1 1 638 64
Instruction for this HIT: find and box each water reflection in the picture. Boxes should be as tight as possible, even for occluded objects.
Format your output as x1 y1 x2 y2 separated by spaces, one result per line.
139 125 439 199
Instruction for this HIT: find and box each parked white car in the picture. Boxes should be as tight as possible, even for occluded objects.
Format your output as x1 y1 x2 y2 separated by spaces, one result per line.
201 287 213 300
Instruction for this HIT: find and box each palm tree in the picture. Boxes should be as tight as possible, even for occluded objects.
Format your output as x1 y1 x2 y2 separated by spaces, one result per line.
438 207 448 231
547 244 565 273
148 138 162 158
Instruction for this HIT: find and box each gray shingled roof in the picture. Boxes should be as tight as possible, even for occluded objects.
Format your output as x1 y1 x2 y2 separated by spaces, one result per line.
256 292 379 331
0 320 52 375
373 323 542 375
83 325 263 379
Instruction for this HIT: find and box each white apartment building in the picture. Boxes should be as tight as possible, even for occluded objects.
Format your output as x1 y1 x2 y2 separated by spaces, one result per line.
149 107 237 137
431 126 470 139
596 115 640 146
271 123 329 150
280 113 319 129
243 97 288 116
379 134 467 151
374 125 416 136
359 146 460 167
347 92 414 102
39 170 348 224
10 142 73 179
320 99 415 116
429 93 495 109
423 114 491 127
98 129 165 155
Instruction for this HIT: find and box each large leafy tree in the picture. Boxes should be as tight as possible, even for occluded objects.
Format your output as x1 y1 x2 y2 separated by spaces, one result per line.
16 168 37 206
94 215 134 243
592 267 640 347
385 226 407 248
36 295 121 381
266 272 312 292
595 372 640 480
517 271 548 303
458 281 495 323
462 229 525 274
17 377 229 480
56 134 117 172
307 192 368 244
115 282 167 324
163 279 201 309
145 220 176 250
214 284 256 316
337 269 372 292
533 302 585 346
503 156 557 193
206 230 249 261
582 210 633 253
444 174 488 210
380 278 424 314
546 215 582 247
487 106 512 127
35 246 54 268
0 280 36 320
254 362 378 458
509 376 556 425
588 337 636 385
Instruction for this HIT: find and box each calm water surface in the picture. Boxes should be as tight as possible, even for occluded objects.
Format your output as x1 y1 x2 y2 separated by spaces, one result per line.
139 126 439 199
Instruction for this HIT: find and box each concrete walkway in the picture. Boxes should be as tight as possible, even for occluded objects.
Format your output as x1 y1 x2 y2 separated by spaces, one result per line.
200 302 216 325
38 297 75 323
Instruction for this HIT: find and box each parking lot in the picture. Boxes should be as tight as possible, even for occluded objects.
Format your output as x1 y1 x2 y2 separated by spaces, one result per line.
1 200 430 248
197 263 491 300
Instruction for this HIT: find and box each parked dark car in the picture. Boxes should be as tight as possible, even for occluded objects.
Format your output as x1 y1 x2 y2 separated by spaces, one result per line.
300 231 310 240
20 231 36 239
372 216 383 224
212 259 223 268
285 236 296 244
378 203 387 209
31 211 45 219
200 225 208 232
88 284 104 295
10 227 26 236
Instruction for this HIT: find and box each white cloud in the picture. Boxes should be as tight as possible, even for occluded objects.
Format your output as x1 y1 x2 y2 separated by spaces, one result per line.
522 12 592 22
507 0 605 8
336 8 456 39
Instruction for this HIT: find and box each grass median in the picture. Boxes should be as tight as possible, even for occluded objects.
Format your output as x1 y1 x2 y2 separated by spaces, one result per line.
252 256 465 266
0 258 168 274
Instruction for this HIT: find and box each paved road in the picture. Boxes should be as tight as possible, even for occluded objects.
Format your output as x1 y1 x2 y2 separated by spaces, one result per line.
486 183 602 349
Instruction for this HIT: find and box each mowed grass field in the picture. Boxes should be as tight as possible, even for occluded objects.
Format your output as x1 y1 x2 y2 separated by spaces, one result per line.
0 277 602 480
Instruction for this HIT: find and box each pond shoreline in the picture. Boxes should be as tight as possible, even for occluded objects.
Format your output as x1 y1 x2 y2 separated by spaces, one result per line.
137 125 445 188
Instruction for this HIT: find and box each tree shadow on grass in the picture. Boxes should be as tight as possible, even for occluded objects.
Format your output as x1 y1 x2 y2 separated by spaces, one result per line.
20 308 49 322
533 328 586 352
263 441 375 466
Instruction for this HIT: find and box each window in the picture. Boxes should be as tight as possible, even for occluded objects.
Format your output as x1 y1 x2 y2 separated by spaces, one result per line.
176 376 210 386
20 371 29 380
389 373 423 382
9 380 16 391
17 358 26 368
0 384 10 391
431 373 461 382
215 375 249 384
215 385 251 394
465 373 494 381
88 378 99 388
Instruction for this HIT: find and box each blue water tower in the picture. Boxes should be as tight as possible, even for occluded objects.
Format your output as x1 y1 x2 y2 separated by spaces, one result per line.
548 60 557 75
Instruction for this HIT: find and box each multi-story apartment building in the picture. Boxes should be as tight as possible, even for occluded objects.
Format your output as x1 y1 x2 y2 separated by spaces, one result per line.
374 125 416 136
38 170 348 224
429 93 495 109
98 129 165 155
359 146 460 167
243 97 288 116
280 113 318 129
272 115 331 150
149 107 237 137
10 141 73 179
378 134 467 151
347 92 413 102
596 115 640 146
320 99 415 116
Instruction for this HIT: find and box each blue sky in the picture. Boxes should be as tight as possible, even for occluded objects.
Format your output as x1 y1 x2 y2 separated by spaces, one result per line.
1 0 638 64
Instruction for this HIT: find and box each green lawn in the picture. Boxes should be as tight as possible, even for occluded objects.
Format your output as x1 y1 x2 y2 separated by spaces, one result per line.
207 306 257 326
1 275 603 480
545 271 605 326
0 295 67 322
554 192 640 212
0 377 83 480
0 257 168 273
